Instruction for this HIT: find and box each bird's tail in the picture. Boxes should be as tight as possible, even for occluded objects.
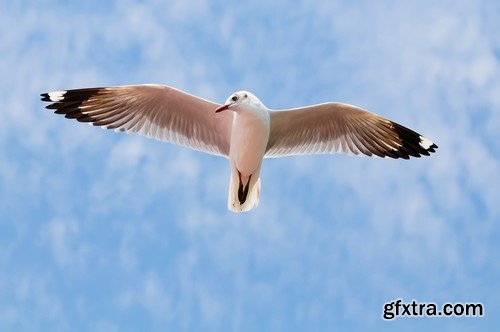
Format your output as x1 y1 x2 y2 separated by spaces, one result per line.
228 166 261 213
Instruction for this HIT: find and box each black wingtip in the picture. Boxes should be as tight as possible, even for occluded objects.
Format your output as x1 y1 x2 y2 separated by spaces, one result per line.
388 122 439 159
40 88 105 127
40 93 51 101
45 103 61 110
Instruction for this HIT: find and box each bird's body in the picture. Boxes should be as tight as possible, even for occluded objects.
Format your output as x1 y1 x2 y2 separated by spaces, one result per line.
41 84 437 212
229 98 270 175
226 94 270 211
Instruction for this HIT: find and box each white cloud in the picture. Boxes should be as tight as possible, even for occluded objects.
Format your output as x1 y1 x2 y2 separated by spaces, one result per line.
40 218 90 272
117 272 172 320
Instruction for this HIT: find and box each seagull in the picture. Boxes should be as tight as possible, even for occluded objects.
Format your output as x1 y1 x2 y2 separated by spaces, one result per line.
41 84 437 212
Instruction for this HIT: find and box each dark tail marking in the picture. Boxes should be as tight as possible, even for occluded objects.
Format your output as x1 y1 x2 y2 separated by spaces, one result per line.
237 172 252 205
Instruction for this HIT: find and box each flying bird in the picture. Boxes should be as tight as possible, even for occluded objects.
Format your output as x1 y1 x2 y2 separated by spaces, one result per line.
41 84 437 212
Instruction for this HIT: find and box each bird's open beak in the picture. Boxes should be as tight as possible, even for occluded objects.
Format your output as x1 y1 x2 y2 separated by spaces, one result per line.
215 104 230 113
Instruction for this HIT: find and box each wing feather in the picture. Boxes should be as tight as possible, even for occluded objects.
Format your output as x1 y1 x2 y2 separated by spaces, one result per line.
41 84 233 157
266 102 437 159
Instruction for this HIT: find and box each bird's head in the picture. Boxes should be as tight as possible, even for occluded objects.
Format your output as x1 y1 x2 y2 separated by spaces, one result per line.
215 91 264 113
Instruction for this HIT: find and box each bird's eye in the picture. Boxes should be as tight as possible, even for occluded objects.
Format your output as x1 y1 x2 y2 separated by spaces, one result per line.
232 95 238 102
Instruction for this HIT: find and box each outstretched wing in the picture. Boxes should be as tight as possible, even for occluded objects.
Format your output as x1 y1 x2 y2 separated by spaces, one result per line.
266 102 437 159
41 84 233 157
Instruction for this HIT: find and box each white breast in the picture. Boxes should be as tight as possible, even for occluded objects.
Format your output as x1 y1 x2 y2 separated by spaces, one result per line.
229 105 270 175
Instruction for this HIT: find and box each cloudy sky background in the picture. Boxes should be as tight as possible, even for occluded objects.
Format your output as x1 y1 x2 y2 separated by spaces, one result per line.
1 0 499 331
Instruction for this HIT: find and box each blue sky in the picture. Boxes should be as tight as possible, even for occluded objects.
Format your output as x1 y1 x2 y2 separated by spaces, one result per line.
1 0 499 331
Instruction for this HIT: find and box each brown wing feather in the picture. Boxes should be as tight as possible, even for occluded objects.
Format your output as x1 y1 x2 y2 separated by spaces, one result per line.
266 102 437 159
41 84 233 157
